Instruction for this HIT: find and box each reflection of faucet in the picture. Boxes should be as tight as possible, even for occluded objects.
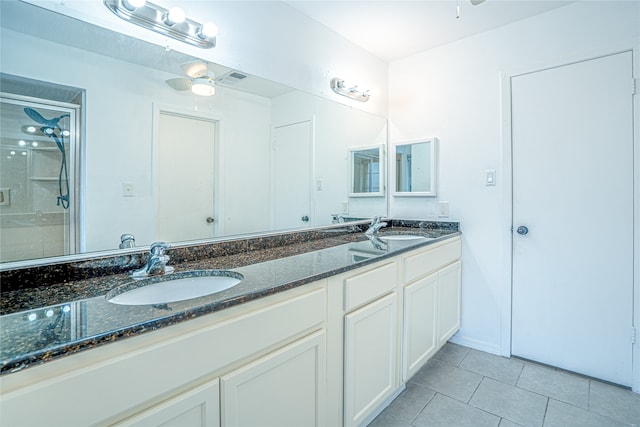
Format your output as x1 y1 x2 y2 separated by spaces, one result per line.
119 233 135 249
130 242 175 278
367 234 387 250
365 216 388 236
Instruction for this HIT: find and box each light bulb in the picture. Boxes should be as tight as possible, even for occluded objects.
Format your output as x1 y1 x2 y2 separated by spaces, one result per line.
198 22 218 39
31 141 38 147
164 7 186 25
18 140 26 146
26 126 36 134
62 130 70 137
122 0 145 11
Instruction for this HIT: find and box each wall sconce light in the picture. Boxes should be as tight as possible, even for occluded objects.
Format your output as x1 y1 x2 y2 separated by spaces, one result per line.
330 77 370 102
104 0 218 49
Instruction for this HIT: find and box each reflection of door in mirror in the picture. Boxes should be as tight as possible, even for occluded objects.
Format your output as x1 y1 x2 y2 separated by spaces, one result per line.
273 120 312 230
393 139 437 197
155 111 216 243
0 93 80 263
350 147 382 195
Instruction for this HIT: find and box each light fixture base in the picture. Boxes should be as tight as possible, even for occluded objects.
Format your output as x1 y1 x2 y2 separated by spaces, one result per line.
330 78 370 102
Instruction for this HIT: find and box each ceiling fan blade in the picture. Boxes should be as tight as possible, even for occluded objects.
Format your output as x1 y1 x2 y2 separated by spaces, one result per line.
470 0 486 5
165 78 192 91
181 60 210 78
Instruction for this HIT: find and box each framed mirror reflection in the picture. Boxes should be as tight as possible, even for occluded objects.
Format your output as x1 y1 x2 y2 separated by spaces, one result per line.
392 138 437 197
349 145 384 197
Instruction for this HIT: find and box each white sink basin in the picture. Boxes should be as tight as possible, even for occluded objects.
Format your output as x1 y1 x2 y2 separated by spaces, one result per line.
107 270 243 306
378 234 428 241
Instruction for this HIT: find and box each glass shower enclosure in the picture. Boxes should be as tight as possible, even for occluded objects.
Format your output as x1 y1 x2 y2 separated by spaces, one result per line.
0 96 79 263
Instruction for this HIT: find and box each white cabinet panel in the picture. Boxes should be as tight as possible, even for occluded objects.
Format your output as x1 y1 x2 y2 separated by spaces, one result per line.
221 331 326 427
344 292 398 427
403 272 438 381
118 379 220 427
437 261 462 347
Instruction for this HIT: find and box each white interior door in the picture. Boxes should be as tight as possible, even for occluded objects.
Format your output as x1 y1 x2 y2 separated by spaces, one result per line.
273 120 312 230
156 112 216 242
511 52 634 386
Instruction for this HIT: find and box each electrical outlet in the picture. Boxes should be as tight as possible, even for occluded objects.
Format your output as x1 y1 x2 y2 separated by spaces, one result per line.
341 201 349 214
122 182 134 197
0 188 10 206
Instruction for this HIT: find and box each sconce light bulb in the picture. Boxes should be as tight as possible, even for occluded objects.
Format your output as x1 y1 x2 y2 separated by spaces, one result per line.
122 0 145 11
18 140 26 146
26 126 36 134
198 22 218 39
62 130 70 137
164 6 186 25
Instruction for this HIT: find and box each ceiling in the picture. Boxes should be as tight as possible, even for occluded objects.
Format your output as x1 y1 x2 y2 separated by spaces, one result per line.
285 0 574 62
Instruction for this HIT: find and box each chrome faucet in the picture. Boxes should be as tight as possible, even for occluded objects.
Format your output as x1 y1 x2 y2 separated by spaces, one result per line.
365 216 388 236
131 242 175 278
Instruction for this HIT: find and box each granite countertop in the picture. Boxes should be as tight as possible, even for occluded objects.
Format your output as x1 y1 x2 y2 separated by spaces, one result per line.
0 221 460 375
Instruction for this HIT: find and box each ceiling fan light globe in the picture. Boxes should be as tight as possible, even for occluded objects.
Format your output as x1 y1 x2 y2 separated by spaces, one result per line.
191 78 215 96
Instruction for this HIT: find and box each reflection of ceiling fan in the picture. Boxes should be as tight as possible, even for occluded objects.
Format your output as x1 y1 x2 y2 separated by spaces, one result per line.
165 60 216 96
457 0 486 17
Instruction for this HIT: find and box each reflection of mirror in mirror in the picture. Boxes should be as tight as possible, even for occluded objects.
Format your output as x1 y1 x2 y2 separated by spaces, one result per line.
393 138 437 197
0 1 388 266
350 146 384 197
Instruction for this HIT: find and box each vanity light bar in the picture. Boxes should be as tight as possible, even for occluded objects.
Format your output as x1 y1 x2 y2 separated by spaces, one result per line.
104 0 217 49
330 77 370 102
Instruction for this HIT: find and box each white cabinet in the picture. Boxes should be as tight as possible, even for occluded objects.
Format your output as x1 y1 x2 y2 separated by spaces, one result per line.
221 331 326 427
437 260 462 347
402 238 462 381
403 272 438 380
344 292 398 427
117 380 220 427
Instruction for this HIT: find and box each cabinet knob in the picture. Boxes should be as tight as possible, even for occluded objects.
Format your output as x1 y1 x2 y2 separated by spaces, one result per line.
516 226 529 235
206 217 215 224
301 216 309 222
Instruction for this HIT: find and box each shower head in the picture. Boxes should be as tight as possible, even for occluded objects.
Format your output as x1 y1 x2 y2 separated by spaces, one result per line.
24 107 69 130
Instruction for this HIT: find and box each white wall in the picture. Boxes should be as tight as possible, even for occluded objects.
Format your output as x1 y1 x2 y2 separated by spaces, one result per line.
25 0 389 117
389 1 640 355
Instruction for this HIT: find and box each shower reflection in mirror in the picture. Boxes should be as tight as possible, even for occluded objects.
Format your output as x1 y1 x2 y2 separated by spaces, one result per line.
349 144 384 197
0 74 82 262
392 138 437 197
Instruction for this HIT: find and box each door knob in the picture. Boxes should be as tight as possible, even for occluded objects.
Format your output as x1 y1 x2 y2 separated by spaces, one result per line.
301 216 309 222
516 226 529 235
206 217 215 224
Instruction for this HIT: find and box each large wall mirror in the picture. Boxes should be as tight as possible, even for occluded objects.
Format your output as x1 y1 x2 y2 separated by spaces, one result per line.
391 138 437 197
0 1 388 266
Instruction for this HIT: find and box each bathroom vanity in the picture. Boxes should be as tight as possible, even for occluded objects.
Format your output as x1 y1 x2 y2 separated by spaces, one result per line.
0 222 461 427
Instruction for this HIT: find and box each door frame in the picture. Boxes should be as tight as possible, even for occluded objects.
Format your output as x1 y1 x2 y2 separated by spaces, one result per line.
270 115 316 230
151 103 224 238
498 49 639 392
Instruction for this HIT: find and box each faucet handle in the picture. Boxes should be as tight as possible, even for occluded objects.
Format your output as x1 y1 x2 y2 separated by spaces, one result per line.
150 241 169 256
371 216 380 225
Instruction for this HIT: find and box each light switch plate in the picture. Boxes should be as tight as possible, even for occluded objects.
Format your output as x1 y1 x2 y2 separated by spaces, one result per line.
438 201 449 218
486 169 496 186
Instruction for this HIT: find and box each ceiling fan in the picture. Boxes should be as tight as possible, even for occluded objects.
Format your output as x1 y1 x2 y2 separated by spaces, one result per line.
458 0 486 18
165 60 216 96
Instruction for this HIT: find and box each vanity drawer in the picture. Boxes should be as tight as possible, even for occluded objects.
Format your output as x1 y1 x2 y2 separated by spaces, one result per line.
344 261 398 312
404 238 461 283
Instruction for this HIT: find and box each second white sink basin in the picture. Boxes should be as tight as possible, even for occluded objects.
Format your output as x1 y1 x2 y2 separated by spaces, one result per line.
107 270 243 306
378 234 428 241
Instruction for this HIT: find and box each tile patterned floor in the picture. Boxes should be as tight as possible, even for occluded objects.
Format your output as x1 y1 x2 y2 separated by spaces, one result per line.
369 343 640 427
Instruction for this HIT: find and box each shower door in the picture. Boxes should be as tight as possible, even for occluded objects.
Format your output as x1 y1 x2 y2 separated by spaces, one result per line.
0 96 78 263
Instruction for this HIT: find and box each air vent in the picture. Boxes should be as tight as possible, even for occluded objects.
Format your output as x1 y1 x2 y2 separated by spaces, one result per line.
216 71 248 85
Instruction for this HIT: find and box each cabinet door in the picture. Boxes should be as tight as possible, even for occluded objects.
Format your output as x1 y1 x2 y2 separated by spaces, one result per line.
118 379 220 427
437 261 462 347
344 292 398 427
221 330 325 427
403 272 438 381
